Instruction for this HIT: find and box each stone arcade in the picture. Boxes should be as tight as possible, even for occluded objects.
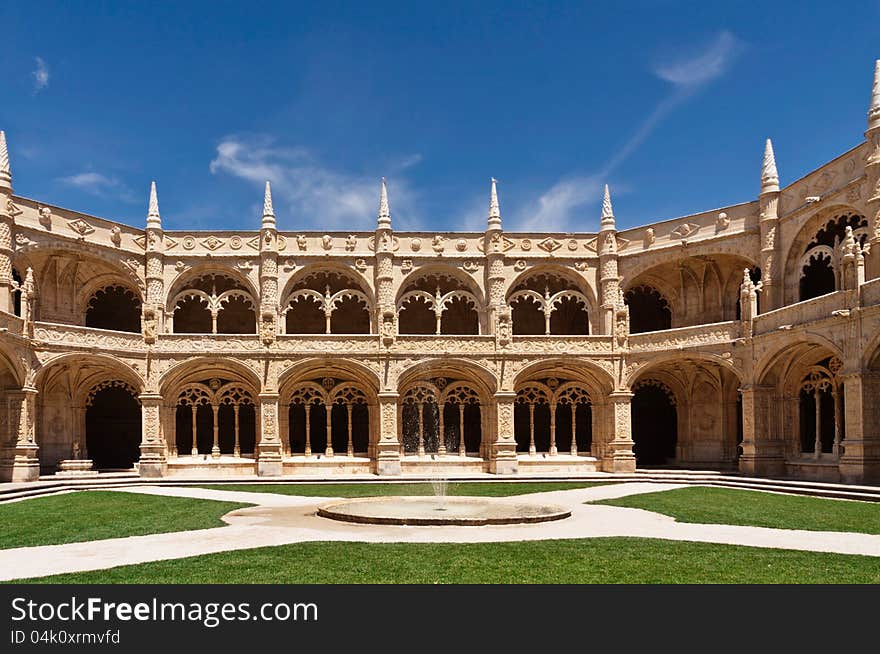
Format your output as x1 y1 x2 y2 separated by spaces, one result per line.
1 62 880 484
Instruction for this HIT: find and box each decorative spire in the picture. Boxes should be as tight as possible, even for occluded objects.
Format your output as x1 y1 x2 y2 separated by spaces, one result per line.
869 59 880 131
146 181 161 229
262 180 276 228
0 130 11 193
487 177 501 229
760 138 779 193
600 184 615 228
377 177 391 229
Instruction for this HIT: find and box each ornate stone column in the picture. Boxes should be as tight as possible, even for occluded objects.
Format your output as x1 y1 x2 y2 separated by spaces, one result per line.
375 391 401 475
758 139 781 310
738 384 785 477
143 181 164 342
0 131 15 315
598 185 620 335
4 388 40 482
484 178 506 334
138 392 167 477
838 372 880 483
259 182 279 345
374 179 397 346
604 391 636 472
257 392 282 476
489 391 517 474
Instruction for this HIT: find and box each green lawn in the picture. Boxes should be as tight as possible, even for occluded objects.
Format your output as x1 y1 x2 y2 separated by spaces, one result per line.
195 481 611 497
593 487 880 534
0 491 248 550
19 538 880 584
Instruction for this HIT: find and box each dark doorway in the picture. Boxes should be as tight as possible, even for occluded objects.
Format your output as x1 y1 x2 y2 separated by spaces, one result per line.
632 384 677 466
86 385 141 469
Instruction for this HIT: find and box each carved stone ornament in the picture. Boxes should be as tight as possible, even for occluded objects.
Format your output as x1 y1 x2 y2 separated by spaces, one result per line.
202 235 224 251
38 206 52 229
322 235 333 251
297 235 308 250
644 228 655 248
432 235 445 253
67 218 95 237
521 239 532 251
110 226 122 247
455 239 468 252
671 223 699 239
514 259 527 272
538 237 562 253
400 259 413 272
354 258 367 271
182 236 196 250
345 235 357 251
410 238 422 252
463 260 479 272
229 235 243 249
716 212 730 231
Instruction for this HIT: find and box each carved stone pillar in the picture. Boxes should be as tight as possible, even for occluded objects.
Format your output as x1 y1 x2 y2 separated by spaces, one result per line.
259 182 279 345
375 392 401 475
3 388 40 482
759 140 781 310
489 391 517 474
0 132 15 315
138 393 167 477
604 391 635 472
839 372 880 482
257 392 282 476
738 384 785 477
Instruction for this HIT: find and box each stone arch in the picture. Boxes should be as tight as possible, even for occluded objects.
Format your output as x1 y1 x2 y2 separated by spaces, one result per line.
84 283 142 333
281 264 374 335
166 268 257 334
279 358 380 459
85 380 142 470
754 340 845 465
506 266 598 335
158 357 262 400
513 358 615 396
781 204 868 304
630 357 742 468
396 265 485 335
33 353 145 472
397 359 495 458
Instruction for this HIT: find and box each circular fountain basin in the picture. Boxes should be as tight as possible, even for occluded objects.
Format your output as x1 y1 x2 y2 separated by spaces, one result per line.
317 496 571 526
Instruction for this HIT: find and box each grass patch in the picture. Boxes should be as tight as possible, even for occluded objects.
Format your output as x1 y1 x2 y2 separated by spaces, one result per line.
593 487 880 534
194 481 611 497
1 491 248 550
18 538 880 584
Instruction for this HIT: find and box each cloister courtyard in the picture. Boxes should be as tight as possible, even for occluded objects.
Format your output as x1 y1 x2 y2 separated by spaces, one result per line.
2 475 879 584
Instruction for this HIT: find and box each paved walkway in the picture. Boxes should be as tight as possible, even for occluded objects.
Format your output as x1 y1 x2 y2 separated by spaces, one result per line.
2 482 879 581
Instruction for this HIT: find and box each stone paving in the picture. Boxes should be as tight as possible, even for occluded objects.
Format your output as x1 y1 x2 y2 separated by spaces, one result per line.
2 482 879 581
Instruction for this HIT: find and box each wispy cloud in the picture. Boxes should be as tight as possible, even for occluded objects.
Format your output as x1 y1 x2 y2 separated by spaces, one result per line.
32 57 49 93
209 136 422 229
512 31 744 231
59 172 136 202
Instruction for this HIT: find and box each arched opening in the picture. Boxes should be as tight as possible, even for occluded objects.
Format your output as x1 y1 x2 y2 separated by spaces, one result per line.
797 360 844 457
798 212 868 302
625 286 671 333
283 270 371 334
401 385 440 454
171 274 256 334
631 381 677 466
799 253 835 301
508 272 591 335
285 379 371 456
85 285 142 332
174 380 257 457
514 380 592 455
398 272 480 336
85 383 141 470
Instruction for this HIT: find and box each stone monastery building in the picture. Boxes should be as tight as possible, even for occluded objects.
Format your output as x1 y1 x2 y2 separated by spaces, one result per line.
2 61 880 484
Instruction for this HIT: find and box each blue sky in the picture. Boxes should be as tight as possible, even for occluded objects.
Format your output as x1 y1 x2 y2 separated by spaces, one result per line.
1 1 877 233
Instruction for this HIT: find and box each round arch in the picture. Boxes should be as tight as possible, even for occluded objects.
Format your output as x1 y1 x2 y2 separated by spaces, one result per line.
395 263 486 307
781 204 867 305
165 264 259 315
280 262 375 308
158 357 262 399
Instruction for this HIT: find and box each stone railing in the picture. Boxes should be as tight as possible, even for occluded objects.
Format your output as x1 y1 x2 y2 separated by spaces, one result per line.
509 335 613 354
627 322 741 353
157 333 263 352
393 335 495 354
0 310 24 335
752 291 847 335
276 334 378 353
861 278 880 307
34 322 147 351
